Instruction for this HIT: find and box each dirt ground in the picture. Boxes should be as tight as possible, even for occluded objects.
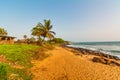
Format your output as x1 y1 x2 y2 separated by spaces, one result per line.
31 47 120 80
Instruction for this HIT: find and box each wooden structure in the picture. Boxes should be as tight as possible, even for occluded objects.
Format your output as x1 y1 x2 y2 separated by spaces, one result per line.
0 35 16 44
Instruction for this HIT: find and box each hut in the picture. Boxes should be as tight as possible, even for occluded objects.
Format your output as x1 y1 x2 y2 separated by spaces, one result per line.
0 35 16 44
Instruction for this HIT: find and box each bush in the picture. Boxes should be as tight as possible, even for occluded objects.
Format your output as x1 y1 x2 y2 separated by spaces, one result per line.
30 47 51 60
12 68 33 80
51 38 65 43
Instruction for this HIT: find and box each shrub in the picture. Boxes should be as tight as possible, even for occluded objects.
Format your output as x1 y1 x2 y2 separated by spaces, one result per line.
30 47 51 60
12 68 33 80
50 38 65 43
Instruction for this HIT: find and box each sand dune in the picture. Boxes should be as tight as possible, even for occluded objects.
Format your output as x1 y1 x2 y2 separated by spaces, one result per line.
31 47 120 80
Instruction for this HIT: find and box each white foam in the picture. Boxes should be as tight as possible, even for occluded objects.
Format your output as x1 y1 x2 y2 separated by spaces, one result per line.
68 44 120 58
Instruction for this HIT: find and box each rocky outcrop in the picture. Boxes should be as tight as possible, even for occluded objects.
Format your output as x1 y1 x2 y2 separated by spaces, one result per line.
92 57 120 66
64 46 120 66
66 46 120 60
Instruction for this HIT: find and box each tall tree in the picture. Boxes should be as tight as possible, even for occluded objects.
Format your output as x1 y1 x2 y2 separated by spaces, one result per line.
41 20 56 40
0 28 7 35
31 19 56 45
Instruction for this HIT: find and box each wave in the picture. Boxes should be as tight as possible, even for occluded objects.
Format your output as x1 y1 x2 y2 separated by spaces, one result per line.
74 41 120 46
110 50 120 53
68 43 120 58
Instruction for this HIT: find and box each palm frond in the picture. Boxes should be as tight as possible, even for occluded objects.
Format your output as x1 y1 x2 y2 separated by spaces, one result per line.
31 19 56 41
49 31 56 35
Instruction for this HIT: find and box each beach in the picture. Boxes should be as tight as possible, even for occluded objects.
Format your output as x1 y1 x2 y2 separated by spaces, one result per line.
31 46 120 80
68 41 120 58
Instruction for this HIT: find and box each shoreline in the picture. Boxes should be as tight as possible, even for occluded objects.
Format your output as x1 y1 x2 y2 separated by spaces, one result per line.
31 46 120 80
65 45 120 60
63 45 120 66
66 43 120 58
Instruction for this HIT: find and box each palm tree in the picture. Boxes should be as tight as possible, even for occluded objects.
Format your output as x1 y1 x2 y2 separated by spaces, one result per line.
41 20 56 40
31 19 56 45
31 23 44 37
0 28 7 36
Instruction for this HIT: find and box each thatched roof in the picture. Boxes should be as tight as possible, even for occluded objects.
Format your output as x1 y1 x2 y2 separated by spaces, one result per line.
0 35 16 38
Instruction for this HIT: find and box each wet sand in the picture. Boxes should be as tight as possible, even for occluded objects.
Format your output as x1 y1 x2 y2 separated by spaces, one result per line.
31 47 120 80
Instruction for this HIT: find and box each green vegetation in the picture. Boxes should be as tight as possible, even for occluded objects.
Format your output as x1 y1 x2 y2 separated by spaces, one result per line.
0 44 39 67
31 19 56 45
16 19 68 46
0 63 8 80
31 44 53 60
0 63 33 80
0 44 53 80
0 27 7 35
47 38 70 46
50 38 65 44
0 19 67 80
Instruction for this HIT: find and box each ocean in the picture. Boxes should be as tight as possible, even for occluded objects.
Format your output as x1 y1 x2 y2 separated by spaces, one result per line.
68 41 120 58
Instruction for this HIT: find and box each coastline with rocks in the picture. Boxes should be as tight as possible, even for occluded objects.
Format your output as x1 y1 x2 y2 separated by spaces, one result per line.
64 45 120 66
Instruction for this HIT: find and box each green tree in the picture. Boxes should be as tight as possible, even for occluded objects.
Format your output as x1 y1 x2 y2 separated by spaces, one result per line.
27 37 36 43
31 19 56 45
51 38 65 43
0 28 7 35
41 20 56 40
30 37 36 42
23 35 27 40
23 35 27 43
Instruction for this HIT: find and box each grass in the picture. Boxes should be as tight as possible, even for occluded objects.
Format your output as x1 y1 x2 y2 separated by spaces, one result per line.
0 44 39 67
0 63 8 80
0 44 55 80
0 63 33 80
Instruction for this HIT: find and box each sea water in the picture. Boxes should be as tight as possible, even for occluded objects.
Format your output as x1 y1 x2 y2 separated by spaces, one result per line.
68 41 120 58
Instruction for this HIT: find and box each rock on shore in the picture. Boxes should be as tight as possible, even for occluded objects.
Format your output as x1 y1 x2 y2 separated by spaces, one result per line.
65 46 120 66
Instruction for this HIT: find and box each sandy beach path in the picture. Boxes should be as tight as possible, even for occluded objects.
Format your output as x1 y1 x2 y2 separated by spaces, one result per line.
31 47 120 80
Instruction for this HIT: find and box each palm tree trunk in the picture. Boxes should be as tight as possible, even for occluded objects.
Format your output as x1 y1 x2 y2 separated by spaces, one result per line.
37 36 42 46
41 37 45 45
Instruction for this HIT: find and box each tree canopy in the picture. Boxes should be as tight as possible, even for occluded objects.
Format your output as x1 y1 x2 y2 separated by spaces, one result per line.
0 28 7 36
31 19 56 45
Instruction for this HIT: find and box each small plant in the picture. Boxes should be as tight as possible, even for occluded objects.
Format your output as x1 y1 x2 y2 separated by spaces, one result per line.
0 63 33 80
12 68 33 80
31 47 51 60
0 63 8 80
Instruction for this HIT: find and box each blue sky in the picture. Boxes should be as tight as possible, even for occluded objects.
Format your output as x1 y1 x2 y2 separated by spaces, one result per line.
0 0 120 42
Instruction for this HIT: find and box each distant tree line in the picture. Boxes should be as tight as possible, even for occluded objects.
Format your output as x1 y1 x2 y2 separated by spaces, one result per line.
1 19 69 45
